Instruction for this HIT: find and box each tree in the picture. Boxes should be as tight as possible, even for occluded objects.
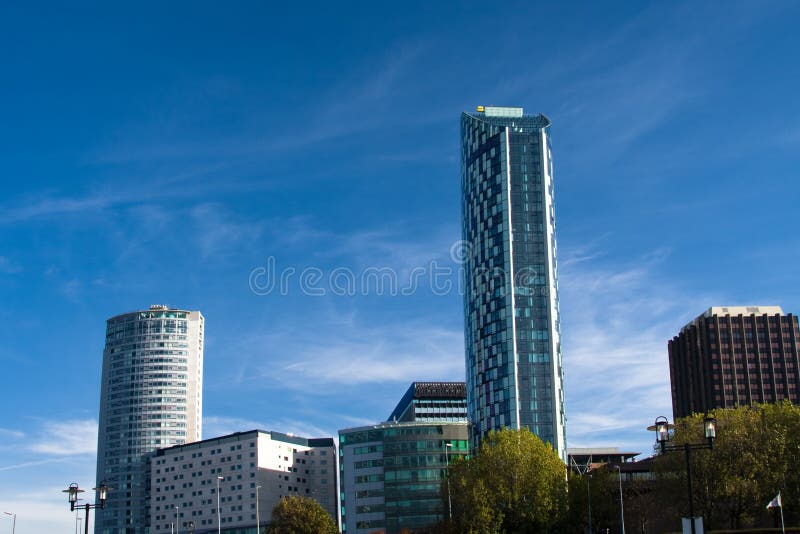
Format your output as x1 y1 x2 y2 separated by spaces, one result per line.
652 402 800 531
566 467 621 534
268 495 338 534
446 427 567 533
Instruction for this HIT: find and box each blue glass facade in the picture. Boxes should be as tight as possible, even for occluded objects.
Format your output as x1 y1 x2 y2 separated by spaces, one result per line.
461 107 566 460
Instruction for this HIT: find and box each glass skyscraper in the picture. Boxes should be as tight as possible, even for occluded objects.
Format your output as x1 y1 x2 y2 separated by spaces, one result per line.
460 106 566 461
95 305 203 533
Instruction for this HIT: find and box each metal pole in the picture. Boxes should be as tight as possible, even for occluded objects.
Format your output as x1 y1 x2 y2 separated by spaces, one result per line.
175 506 180 534
84 503 90 534
587 474 593 534
616 466 625 534
780 504 785 534
217 477 222 534
445 443 452 522
76 516 81 534
256 484 261 534
685 443 695 534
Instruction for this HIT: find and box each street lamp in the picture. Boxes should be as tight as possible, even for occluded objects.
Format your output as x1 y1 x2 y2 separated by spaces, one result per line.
444 442 453 522
614 465 625 534
649 415 717 534
63 482 111 534
217 476 224 534
3 512 15 534
256 484 262 534
175 505 180 534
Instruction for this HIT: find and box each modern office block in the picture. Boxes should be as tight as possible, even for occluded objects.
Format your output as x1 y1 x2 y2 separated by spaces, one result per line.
387 382 467 423
460 105 566 460
668 306 800 419
339 422 468 534
96 305 204 533
149 430 337 533
339 382 469 534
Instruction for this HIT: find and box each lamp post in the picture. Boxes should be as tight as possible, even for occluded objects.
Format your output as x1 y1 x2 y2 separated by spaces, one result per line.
444 442 453 522
614 465 625 534
63 482 111 534
649 415 717 534
3 512 15 534
217 476 224 534
586 473 593 534
175 505 180 534
256 484 262 534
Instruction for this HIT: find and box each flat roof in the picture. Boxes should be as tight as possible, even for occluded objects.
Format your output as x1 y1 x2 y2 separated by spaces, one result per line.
153 430 334 455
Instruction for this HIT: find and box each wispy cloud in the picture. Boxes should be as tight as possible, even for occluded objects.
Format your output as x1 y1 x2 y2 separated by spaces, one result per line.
214 311 464 396
190 203 265 259
29 419 98 456
560 246 718 452
0 256 23 274
203 415 336 441
0 427 25 439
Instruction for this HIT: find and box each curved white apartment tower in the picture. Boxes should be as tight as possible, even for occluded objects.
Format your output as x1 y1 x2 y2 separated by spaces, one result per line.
95 305 203 533
461 106 566 461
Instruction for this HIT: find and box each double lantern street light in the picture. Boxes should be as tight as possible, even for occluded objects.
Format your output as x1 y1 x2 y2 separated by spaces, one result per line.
63 482 111 534
650 415 717 534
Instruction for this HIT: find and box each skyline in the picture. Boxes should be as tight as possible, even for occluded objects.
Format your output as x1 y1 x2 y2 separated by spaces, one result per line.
1 1 800 532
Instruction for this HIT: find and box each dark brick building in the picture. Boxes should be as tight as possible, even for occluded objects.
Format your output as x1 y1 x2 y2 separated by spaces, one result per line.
668 306 800 419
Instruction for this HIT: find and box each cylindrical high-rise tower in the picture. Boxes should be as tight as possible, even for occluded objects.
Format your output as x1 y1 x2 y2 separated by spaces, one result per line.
95 305 203 533
461 106 566 461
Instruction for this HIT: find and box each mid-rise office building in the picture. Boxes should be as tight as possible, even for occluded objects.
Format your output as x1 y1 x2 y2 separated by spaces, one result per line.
96 305 204 533
668 306 800 419
387 382 467 423
339 382 469 534
149 430 337 533
460 106 566 460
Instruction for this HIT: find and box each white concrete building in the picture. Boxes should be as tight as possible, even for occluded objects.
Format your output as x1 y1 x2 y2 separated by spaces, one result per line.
150 430 337 533
96 305 204 533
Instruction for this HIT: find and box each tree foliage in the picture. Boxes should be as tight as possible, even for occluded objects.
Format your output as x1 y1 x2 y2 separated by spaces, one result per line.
446 427 567 533
652 402 800 531
566 467 622 534
268 495 338 534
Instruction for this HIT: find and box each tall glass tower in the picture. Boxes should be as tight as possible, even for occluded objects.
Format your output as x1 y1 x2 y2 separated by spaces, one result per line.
95 305 203 533
460 106 566 460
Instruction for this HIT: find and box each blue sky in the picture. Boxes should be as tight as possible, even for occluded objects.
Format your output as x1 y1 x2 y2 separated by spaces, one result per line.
1 1 799 531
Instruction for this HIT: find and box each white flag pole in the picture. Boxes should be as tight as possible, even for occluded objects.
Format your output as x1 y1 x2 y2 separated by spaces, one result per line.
779 502 785 534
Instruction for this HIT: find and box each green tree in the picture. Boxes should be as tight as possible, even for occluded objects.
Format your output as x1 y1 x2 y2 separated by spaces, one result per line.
652 402 800 531
447 427 567 533
268 495 338 534
566 468 622 534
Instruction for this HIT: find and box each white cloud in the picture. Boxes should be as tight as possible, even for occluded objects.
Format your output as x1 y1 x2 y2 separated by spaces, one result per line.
0 427 25 439
203 415 335 442
560 247 718 453
244 321 464 393
29 419 98 456
0 256 22 274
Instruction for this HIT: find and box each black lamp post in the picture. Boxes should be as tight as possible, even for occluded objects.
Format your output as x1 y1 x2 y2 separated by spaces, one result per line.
649 415 717 534
63 482 111 534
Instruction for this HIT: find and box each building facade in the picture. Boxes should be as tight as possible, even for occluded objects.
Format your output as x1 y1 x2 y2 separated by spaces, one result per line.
387 382 467 423
149 430 337 534
339 382 470 534
96 305 204 533
668 306 800 419
460 106 566 460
